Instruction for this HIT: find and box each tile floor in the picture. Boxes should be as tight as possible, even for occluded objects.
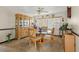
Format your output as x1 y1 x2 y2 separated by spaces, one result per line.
0 36 64 52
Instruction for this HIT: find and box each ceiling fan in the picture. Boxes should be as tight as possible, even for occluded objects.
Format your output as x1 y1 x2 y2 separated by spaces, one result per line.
36 7 48 14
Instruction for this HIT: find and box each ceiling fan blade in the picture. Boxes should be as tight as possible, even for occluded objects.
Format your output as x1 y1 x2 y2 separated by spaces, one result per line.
42 10 48 12
36 7 48 14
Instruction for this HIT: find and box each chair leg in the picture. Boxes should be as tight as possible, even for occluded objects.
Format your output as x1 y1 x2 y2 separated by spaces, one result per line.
35 42 37 49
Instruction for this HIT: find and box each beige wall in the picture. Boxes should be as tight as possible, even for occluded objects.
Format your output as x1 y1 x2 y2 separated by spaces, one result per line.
67 7 79 51
68 7 79 34
0 7 15 42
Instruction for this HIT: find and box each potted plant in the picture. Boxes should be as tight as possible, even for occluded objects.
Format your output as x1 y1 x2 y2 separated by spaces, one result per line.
59 23 68 35
6 33 12 42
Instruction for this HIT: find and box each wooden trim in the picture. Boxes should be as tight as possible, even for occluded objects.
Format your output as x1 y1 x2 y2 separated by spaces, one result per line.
66 29 79 36
72 31 79 37
0 28 15 31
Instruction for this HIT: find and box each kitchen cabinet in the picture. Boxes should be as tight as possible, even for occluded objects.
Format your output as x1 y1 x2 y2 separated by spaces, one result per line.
64 34 75 52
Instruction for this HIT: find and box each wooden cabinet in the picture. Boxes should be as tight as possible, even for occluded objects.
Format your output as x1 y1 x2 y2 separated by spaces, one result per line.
64 34 75 52
15 13 32 39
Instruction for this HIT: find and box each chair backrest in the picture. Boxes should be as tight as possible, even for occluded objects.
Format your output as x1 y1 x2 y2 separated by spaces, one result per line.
51 28 55 35
41 27 47 32
29 28 36 38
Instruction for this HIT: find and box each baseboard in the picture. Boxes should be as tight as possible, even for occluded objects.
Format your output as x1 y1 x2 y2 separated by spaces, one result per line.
0 38 16 44
0 36 29 44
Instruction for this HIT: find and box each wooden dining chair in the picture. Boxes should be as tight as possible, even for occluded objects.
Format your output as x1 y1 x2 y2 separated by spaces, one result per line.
50 28 57 44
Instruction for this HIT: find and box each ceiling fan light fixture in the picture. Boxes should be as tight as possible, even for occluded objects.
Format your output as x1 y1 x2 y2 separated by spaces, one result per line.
36 7 48 14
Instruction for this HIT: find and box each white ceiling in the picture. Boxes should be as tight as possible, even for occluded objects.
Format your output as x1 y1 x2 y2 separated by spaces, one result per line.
1 6 67 16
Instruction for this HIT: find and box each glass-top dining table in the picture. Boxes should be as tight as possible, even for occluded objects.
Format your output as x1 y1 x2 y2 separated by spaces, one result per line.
30 31 52 49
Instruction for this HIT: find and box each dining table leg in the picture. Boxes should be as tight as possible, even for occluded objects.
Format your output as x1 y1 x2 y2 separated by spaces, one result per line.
35 41 37 49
